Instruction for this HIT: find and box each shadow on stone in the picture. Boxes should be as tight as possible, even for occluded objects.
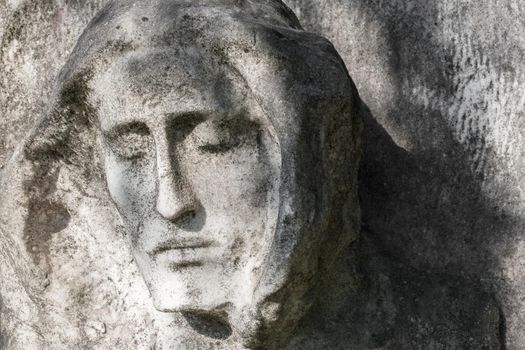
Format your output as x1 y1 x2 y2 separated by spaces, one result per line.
182 310 233 340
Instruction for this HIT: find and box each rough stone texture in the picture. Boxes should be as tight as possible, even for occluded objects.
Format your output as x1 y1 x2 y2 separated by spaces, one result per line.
1 1 364 349
0 0 523 349
282 1 525 348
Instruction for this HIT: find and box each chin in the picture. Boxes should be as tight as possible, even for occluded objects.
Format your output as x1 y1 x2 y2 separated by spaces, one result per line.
148 270 292 348
147 272 237 314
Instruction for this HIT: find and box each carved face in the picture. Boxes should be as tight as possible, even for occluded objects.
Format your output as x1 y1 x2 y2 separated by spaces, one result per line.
91 49 280 313
16 1 360 347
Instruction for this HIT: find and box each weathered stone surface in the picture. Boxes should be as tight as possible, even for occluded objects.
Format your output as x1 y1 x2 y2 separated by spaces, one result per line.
283 1 525 348
0 0 522 349
2 1 363 348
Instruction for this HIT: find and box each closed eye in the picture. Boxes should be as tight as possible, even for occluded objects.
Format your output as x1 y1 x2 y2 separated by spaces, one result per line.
104 122 153 160
198 139 241 154
194 118 260 154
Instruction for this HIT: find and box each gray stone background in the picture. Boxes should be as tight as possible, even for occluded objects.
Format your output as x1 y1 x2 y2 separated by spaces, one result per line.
1 0 524 348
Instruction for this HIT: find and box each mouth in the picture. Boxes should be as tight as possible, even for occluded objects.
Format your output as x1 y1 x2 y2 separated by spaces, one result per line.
150 239 216 256
149 239 219 270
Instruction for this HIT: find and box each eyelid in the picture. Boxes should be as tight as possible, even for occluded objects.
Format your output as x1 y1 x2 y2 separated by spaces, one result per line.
193 118 260 154
103 121 151 141
103 122 154 161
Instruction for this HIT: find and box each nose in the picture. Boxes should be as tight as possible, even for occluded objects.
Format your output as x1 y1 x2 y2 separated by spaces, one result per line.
155 144 199 223
156 175 198 223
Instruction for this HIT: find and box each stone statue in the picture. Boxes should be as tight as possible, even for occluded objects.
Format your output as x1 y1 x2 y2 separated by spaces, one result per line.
0 0 507 349
0 0 362 348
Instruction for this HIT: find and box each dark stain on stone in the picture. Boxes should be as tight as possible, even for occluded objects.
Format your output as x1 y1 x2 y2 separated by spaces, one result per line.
23 199 71 266
22 164 71 267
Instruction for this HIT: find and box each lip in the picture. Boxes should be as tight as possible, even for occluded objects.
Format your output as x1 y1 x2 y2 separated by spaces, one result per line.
149 238 217 257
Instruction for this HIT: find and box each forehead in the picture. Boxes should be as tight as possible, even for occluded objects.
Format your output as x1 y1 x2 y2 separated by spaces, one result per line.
90 48 250 132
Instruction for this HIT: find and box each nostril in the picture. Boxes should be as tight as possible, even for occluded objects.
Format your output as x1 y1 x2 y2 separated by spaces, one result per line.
156 197 198 222
173 209 196 224
155 174 200 222
156 196 205 230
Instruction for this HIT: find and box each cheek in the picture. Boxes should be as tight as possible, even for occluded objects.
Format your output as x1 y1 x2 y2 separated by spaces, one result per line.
104 152 156 215
183 148 275 218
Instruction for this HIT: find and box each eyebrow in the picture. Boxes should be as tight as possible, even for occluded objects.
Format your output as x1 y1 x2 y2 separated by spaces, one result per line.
102 110 216 139
166 111 208 131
